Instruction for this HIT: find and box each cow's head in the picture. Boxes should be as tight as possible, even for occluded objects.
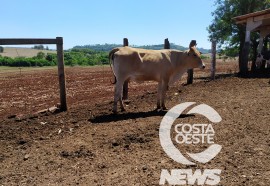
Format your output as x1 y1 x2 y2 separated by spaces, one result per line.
187 40 205 69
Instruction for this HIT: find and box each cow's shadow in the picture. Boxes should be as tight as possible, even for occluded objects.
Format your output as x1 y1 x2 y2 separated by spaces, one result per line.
89 110 194 124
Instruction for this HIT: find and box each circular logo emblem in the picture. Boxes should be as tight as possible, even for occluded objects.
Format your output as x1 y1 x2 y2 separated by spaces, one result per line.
159 102 222 165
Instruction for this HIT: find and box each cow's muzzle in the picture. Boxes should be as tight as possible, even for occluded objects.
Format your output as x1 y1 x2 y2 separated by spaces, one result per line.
201 64 206 69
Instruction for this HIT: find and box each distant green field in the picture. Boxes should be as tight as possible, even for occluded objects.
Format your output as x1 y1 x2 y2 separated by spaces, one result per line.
0 47 56 58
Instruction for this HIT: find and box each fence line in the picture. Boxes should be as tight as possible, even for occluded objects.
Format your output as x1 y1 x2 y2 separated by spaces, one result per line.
0 37 67 111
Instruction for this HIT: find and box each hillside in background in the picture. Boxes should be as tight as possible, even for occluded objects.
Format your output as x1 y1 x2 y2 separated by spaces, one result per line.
0 44 211 58
0 44 210 67
73 43 211 54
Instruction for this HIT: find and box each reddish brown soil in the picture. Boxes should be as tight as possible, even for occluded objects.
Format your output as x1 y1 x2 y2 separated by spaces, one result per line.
0 61 270 185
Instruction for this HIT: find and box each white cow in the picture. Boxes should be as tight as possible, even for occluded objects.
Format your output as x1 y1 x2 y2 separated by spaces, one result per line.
109 41 205 113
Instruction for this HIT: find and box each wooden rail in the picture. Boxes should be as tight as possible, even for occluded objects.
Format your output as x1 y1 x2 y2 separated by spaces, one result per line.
0 38 60 45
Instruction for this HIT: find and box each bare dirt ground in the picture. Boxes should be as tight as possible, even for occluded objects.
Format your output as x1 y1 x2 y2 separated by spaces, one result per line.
0 60 270 185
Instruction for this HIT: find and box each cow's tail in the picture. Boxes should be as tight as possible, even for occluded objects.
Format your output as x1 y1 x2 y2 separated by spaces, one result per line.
109 48 119 84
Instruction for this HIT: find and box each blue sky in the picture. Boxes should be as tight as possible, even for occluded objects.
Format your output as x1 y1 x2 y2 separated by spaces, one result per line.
1 0 216 49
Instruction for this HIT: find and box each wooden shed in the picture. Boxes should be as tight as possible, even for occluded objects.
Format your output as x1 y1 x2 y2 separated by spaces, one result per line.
233 8 270 73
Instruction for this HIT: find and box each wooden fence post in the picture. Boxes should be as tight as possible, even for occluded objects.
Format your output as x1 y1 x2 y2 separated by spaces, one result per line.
123 38 129 47
211 40 216 80
56 37 67 111
164 38 170 49
122 38 129 100
187 69 193 84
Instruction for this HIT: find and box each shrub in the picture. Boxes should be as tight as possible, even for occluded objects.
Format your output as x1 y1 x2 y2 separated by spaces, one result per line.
36 51 45 59
0 48 110 67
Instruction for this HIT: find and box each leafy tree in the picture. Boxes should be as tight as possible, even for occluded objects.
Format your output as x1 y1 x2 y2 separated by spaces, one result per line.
0 56 12 66
46 53 57 62
33 45 45 50
208 0 270 73
64 53 76 66
36 51 45 59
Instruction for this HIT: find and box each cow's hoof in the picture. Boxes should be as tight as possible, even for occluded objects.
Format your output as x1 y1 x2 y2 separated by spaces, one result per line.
112 110 118 114
154 108 162 112
162 106 168 111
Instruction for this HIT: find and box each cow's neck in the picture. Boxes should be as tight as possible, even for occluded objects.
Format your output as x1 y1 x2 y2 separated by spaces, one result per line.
175 52 193 70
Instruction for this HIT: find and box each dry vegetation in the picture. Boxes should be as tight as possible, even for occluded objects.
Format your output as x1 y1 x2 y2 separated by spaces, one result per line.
0 47 56 58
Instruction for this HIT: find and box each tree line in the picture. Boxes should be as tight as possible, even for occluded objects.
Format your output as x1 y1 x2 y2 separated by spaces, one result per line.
32 45 49 50
0 52 57 67
73 43 211 54
0 48 109 67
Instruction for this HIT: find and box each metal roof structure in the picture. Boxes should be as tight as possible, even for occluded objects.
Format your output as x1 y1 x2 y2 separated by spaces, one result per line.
233 8 270 32
233 8 270 74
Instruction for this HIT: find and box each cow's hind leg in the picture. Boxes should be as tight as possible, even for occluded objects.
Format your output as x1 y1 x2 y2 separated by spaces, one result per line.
161 79 169 111
156 82 162 111
113 80 125 114
119 85 125 112
113 85 119 114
